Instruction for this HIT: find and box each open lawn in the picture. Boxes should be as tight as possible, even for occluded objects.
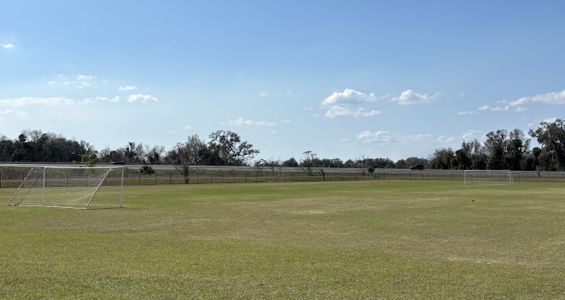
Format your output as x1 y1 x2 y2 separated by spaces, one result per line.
1 181 564 299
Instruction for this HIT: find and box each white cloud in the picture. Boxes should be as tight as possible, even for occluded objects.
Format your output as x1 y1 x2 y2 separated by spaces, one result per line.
391 89 439 105
515 106 527 112
325 105 380 118
48 74 99 89
543 117 559 123
0 109 14 115
456 111 476 116
184 125 193 131
0 96 77 108
477 90 565 114
462 130 482 141
118 85 138 92
259 91 299 98
1 43 15 49
437 136 457 143
281 118 292 123
506 98 528 107
226 117 276 127
357 130 393 143
478 104 509 112
0 96 125 108
356 130 433 144
405 134 433 142
507 89 565 106
304 106 314 111
530 117 559 129
82 96 120 104
127 94 159 103
321 88 377 106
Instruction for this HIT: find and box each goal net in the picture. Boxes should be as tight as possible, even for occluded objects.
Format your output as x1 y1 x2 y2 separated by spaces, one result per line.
9 166 124 209
464 170 514 185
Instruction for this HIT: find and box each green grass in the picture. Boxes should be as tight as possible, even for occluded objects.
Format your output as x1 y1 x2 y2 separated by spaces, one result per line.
1 181 564 299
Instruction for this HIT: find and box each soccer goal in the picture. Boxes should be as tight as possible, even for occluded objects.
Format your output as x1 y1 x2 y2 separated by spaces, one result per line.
9 166 124 209
463 170 514 185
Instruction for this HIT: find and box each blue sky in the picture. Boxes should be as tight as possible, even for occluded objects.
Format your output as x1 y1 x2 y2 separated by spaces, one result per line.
1 0 564 161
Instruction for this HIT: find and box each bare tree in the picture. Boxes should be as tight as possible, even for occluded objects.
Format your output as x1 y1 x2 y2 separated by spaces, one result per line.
301 151 316 175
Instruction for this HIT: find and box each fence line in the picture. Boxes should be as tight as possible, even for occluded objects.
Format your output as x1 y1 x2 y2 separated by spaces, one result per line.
1 165 565 188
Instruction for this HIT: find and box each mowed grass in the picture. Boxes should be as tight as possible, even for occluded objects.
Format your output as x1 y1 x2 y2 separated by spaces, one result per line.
1 180 564 299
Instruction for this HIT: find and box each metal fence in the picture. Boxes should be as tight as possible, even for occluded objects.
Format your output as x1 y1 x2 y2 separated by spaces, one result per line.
1 164 565 188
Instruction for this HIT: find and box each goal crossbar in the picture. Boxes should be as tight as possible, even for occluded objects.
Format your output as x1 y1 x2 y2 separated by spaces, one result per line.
464 170 514 185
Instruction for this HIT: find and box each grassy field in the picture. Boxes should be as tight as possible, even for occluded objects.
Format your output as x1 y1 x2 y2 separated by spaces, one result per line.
1 181 564 299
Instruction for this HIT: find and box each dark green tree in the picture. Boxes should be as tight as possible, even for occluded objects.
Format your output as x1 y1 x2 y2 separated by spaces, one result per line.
485 130 508 170
282 157 299 167
430 148 455 169
506 129 530 170
207 130 259 166
529 119 565 170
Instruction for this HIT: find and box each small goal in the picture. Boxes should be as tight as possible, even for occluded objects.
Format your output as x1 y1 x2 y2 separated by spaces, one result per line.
9 166 124 209
463 170 514 185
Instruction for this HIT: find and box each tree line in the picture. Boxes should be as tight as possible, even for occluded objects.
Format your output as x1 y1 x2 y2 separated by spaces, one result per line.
429 120 565 171
1 119 564 171
0 130 259 167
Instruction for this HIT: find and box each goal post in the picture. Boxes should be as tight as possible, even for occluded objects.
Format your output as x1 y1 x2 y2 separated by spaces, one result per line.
8 166 125 209
464 170 514 185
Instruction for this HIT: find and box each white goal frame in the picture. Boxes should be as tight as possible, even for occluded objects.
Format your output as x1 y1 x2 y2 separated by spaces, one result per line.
464 170 514 185
8 166 125 209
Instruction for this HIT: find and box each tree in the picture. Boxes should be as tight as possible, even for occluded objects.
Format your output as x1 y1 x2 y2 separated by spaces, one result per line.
207 130 259 165
465 139 488 170
454 141 472 170
301 151 316 175
530 147 542 171
529 119 565 170
282 157 299 167
367 158 395 169
357 156 369 175
484 130 508 170
430 148 455 169
146 146 165 165
169 135 207 165
405 157 429 169
0 136 15 162
255 159 280 167
123 142 145 164
140 163 155 175
81 151 98 167
177 163 191 184
169 138 197 183
452 139 488 170
506 129 530 171
320 158 344 168
395 159 407 169
255 159 281 176
0 130 90 163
